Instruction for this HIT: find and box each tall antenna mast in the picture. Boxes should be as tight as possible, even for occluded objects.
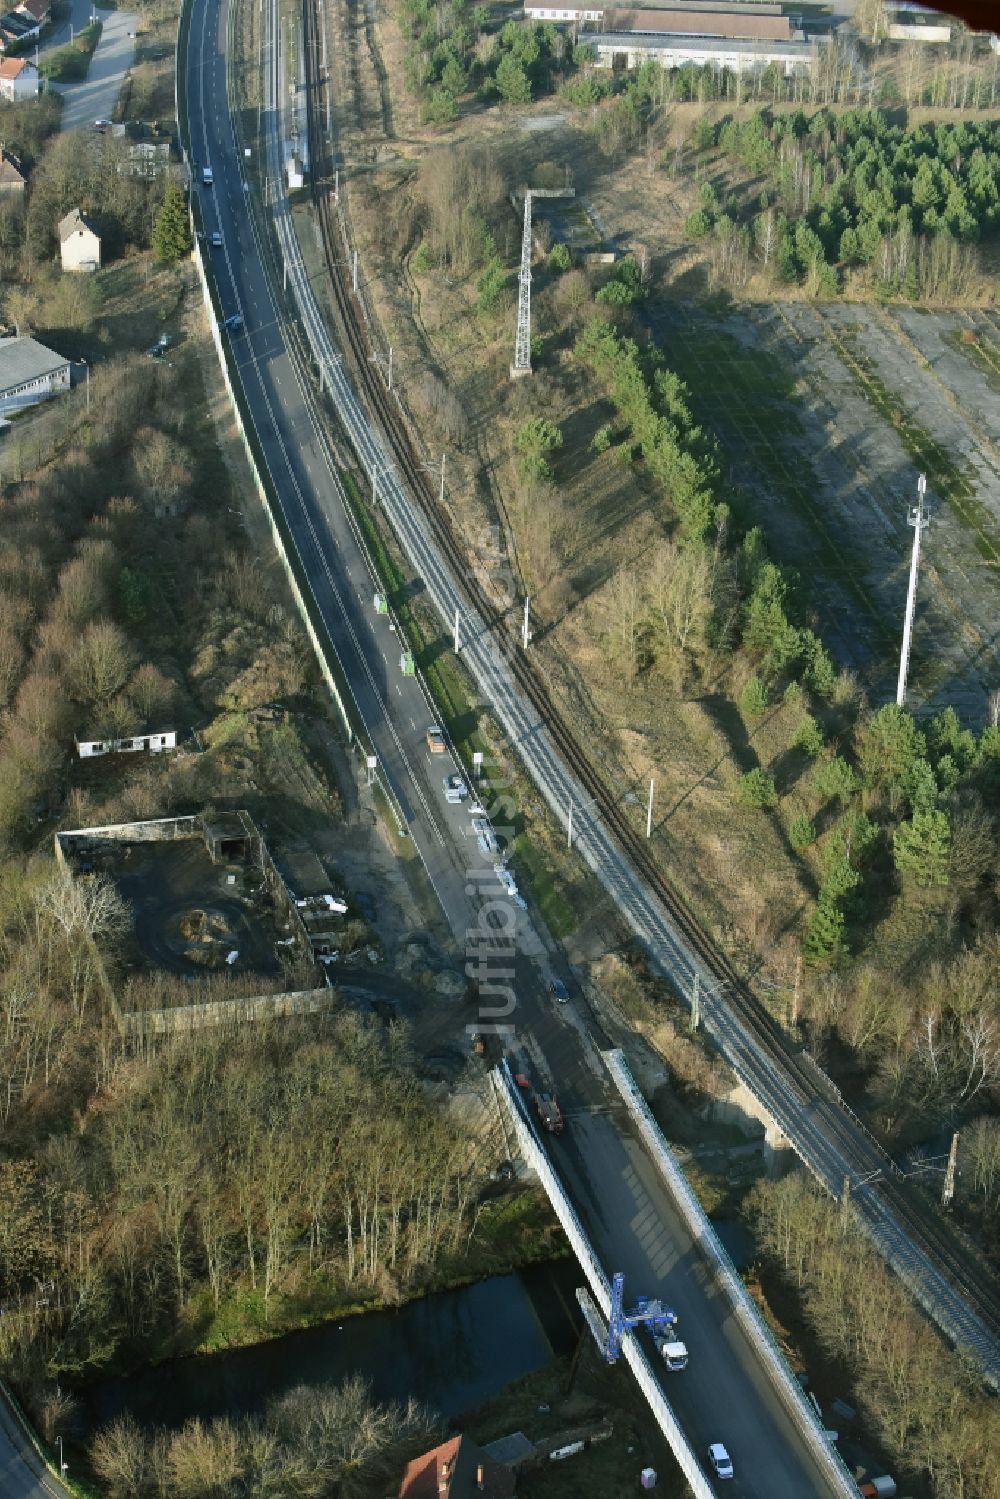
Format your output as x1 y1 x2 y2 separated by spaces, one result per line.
896 473 928 709
510 191 533 379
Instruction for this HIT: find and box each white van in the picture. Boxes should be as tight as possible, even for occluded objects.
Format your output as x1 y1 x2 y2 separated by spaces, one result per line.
202 165 214 186
661 1340 689 1371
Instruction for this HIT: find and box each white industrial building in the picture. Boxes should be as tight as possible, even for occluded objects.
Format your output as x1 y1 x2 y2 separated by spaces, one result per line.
524 6 603 19
0 335 71 413
887 20 951 41
579 28 812 73
76 730 177 759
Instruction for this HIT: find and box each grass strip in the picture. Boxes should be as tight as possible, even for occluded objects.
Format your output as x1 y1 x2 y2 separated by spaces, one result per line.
341 473 576 936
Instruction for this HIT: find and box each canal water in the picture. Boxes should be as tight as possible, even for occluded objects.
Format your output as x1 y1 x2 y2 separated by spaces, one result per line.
82 1261 583 1435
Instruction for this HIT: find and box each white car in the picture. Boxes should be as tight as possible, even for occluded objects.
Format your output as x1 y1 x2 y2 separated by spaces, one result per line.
708 1443 733 1480
443 774 468 804
209 231 222 248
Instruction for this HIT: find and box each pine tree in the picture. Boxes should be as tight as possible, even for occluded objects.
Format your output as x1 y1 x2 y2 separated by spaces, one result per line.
153 181 192 265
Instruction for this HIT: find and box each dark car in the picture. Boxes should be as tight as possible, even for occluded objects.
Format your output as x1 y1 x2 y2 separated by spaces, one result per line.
223 313 243 332
548 978 570 1004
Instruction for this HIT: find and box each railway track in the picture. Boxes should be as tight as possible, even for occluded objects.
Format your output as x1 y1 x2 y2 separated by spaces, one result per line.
298 0 1000 1362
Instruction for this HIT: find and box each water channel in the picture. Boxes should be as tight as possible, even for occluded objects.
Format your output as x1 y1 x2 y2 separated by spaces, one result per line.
82 1261 583 1436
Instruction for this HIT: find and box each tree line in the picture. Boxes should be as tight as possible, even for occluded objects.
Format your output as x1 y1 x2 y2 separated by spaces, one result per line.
0 1011 492 1397
1 120 168 287
694 108 999 299
88 1377 439 1499
750 1174 1000 1498
566 314 999 1133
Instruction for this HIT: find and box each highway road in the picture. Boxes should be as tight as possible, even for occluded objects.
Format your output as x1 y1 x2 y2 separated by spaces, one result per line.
182 0 860 1491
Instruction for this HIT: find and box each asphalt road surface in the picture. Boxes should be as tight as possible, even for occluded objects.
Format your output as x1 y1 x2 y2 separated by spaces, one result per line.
183 0 854 1490
53 5 137 133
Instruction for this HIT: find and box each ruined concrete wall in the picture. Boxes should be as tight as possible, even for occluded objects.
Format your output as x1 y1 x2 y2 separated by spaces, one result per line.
121 986 338 1037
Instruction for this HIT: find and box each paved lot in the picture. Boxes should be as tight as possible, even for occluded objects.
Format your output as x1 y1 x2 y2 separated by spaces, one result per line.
52 4 138 133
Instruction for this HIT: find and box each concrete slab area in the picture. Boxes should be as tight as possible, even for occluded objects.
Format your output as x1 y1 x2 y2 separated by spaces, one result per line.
649 300 1000 724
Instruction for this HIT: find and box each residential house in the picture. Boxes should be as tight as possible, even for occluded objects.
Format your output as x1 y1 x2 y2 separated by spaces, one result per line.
0 334 71 412
0 148 25 193
0 55 37 98
398 1435 516 1499
14 0 50 27
0 12 37 48
59 207 101 272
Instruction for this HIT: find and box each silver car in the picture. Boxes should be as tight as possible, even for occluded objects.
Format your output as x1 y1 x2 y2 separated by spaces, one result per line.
708 1443 733 1480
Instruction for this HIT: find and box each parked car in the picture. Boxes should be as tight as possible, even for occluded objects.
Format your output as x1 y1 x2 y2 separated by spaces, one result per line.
708 1443 734 1480
94 118 111 131
547 978 570 1004
443 774 467 804
426 725 445 754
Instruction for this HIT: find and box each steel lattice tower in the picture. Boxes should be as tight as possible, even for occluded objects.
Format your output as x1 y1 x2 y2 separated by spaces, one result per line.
510 191 533 379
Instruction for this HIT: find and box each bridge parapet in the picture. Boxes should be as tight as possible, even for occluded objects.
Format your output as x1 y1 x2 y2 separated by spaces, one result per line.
494 1060 715 1499
604 1048 860 1499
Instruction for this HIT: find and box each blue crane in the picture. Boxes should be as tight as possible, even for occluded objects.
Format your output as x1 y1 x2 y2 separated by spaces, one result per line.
603 1272 678 1364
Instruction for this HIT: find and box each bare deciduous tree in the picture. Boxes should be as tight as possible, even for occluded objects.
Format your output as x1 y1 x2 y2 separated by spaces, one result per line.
67 620 135 709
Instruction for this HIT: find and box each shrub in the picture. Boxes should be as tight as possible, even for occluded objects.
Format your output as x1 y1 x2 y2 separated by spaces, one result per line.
792 714 824 758
894 807 951 888
788 815 816 851
515 417 562 481
803 895 845 961
685 209 712 239
736 768 778 809
740 675 768 718
549 242 572 273
423 87 458 124
813 754 857 803
476 258 507 315
591 423 613 454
